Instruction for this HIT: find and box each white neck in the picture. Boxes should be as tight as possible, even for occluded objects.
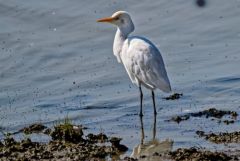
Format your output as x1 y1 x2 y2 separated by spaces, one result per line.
112 18 135 63
113 28 127 63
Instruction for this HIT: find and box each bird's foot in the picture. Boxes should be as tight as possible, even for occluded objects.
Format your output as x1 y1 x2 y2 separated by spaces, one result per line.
139 113 144 117
154 111 157 115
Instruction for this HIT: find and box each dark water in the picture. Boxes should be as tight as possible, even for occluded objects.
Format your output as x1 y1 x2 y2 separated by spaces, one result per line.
0 0 240 157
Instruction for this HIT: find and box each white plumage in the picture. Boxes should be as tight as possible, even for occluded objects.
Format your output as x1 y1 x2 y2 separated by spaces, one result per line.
121 36 171 92
97 11 171 116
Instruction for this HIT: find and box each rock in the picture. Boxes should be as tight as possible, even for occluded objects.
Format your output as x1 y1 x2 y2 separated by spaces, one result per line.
191 108 238 119
123 157 138 161
196 131 240 144
170 108 238 124
43 128 52 135
87 133 108 143
196 130 205 137
110 137 128 152
110 137 122 147
20 123 47 134
223 120 235 125
50 123 83 143
4 137 16 147
20 138 37 149
0 141 3 147
171 115 190 123
164 93 183 100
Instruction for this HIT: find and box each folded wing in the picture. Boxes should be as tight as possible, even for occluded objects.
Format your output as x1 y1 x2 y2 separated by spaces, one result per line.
121 36 171 92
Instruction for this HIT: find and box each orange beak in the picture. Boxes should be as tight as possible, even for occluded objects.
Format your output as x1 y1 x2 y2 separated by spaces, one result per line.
97 17 115 23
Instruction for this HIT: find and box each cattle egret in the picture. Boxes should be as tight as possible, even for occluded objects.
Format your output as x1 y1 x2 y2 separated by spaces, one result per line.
97 11 171 116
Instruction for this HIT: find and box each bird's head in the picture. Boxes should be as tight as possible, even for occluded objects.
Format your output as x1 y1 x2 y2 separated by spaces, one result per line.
97 11 135 35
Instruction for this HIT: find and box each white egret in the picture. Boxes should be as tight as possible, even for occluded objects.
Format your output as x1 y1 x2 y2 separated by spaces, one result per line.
97 11 171 116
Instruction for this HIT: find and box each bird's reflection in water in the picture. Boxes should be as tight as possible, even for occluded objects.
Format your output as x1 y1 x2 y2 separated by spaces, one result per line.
131 115 173 161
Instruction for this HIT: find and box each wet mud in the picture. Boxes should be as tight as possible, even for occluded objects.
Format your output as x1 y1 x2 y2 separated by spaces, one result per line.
124 147 236 161
189 108 238 119
196 130 240 144
0 122 128 161
170 108 238 123
164 93 183 100
170 115 190 124
19 123 47 134
169 148 232 161
0 108 239 161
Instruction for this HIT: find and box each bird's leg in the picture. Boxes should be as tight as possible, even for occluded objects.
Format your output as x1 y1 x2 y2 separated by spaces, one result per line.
140 115 144 144
153 113 156 140
139 85 143 117
152 90 157 115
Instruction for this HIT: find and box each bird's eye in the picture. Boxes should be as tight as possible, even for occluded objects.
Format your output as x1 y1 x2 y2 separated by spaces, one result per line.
115 17 119 20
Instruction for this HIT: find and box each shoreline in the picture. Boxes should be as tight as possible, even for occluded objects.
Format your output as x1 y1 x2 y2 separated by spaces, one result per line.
0 107 239 160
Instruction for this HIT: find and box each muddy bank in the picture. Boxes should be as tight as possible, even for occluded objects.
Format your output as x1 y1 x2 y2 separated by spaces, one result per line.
124 147 236 161
169 148 232 161
170 108 238 123
196 130 240 144
1 121 239 161
0 121 128 161
19 123 47 134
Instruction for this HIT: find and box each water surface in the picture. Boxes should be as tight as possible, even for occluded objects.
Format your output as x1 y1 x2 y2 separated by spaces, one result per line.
0 0 240 157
